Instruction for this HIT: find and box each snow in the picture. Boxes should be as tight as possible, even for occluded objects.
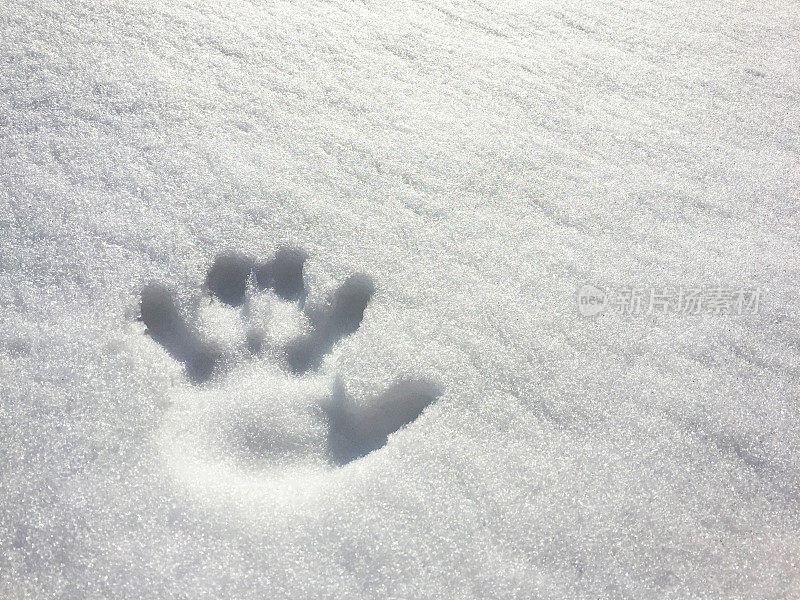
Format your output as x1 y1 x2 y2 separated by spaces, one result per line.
1 0 799 597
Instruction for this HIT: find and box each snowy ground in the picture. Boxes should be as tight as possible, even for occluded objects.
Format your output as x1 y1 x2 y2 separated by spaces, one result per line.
1 0 799 598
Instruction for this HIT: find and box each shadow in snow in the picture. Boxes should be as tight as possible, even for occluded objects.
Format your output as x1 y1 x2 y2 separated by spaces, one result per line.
322 378 441 466
254 247 309 303
140 283 219 383
286 273 375 374
204 252 254 307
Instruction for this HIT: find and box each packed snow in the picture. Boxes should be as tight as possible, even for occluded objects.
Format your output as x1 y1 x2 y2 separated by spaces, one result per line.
1 0 799 597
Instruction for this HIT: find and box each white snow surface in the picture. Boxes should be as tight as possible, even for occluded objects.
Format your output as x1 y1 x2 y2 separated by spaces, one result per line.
1 0 800 598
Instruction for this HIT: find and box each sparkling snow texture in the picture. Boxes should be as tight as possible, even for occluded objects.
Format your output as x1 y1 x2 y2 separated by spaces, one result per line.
1 0 799 598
